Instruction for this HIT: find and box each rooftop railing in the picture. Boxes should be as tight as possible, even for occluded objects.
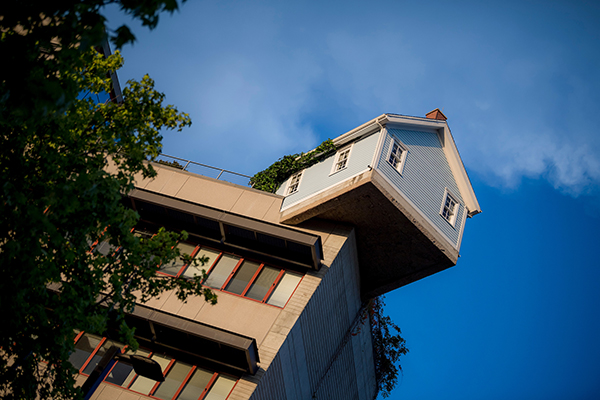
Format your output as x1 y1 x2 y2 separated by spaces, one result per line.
153 154 253 187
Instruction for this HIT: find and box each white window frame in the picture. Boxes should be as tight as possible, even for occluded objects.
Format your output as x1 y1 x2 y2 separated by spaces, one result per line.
330 145 353 175
440 188 460 227
286 171 303 195
387 138 408 174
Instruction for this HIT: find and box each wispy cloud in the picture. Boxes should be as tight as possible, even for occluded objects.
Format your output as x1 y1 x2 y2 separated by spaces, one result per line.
109 0 600 196
462 118 600 196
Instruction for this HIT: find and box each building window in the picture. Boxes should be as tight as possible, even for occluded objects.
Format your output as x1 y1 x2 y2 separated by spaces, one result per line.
204 252 303 308
440 189 459 226
158 242 199 277
121 225 304 308
331 146 352 174
387 138 408 174
70 332 237 400
287 171 302 195
146 236 302 308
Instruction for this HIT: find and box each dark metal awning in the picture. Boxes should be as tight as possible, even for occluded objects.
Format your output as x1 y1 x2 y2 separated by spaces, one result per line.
128 188 322 270
127 305 260 375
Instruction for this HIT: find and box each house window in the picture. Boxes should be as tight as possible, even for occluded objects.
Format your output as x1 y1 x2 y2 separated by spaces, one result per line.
387 138 408 174
440 189 459 226
331 146 352 174
287 171 302 195
71 332 237 400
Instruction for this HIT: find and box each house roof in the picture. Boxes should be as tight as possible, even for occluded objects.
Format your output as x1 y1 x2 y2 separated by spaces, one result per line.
331 113 481 217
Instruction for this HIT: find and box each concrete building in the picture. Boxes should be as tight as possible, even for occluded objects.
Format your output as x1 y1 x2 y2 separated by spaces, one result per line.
71 110 480 400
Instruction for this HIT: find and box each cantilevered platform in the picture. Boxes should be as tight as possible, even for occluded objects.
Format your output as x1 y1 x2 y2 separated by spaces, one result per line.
281 168 458 298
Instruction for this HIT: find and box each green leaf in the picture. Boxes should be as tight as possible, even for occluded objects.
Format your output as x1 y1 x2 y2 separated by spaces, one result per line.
0 3 211 397
250 139 337 192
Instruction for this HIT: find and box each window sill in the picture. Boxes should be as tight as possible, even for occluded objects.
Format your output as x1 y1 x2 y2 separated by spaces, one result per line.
328 167 348 177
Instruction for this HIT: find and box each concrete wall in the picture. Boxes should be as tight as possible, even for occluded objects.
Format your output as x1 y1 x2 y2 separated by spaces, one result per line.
88 380 150 400
245 228 377 400
140 286 282 347
120 162 284 224
128 166 359 352
87 164 377 400
376 127 465 248
87 212 374 400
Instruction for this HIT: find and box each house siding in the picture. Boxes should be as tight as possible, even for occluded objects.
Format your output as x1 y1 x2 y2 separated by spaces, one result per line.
376 127 465 247
279 131 381 209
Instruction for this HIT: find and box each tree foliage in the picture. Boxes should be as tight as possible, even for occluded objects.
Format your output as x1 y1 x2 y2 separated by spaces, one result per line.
1 0 188 124
249 139 337 192
0 2 218 399
370 296 409 398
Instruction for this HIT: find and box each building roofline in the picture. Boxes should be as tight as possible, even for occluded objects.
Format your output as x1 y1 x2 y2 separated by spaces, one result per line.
129 188 323 270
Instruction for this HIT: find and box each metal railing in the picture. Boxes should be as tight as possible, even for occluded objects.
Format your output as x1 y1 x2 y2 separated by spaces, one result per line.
153 154 253 187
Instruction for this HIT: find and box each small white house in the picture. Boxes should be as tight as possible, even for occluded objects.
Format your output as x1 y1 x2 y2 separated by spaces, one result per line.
277 110 481 297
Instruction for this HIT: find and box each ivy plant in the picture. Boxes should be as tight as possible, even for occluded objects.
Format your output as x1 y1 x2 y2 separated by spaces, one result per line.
249 139 337 192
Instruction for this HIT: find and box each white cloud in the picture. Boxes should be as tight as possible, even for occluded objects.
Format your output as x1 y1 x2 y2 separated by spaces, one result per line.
109 0 600 196
459 111 600 197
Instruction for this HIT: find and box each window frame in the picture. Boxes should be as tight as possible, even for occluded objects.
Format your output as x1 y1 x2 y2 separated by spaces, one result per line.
329 145 353 175
129 224 305 308
204 253 302 308
440 188 460 227
387 137 408 175
286 171 303 195
156 241 202 278
69 332 107 375
73 332 238 400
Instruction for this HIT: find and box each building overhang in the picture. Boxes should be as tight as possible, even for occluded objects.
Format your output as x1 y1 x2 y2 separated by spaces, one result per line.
127 305 260 375
128 188 323 271
280 169 459 298
46 283 259 374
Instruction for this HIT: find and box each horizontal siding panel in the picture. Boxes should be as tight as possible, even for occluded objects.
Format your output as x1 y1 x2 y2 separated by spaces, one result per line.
279 132 381 209
377 128 464 246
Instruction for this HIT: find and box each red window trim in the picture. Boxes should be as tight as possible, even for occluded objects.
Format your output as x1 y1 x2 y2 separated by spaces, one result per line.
198 372 219 400
262 268 285 303
203 250 223 277
220 257 245 290
125 224 304 309
240 263 265 297
277 271 304 309
77 335 107 375
124 350 155 390
201 251 303 308
148 357 176 395
103 346 127 385
87 227 109 254
172 364 197 400
73 332 238 400
73 331 85 343
157 242 216 279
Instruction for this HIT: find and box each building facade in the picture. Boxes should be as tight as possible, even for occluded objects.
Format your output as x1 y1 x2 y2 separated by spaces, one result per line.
72 110 480 400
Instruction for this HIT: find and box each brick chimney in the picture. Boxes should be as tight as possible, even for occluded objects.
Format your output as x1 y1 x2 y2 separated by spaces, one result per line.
426 108 447 121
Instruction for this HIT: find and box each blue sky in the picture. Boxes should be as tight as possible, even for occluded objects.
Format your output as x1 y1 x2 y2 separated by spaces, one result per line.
106 1 600 398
